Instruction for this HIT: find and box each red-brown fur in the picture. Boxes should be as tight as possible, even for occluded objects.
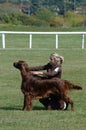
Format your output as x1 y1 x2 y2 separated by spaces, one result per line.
13 60 82 111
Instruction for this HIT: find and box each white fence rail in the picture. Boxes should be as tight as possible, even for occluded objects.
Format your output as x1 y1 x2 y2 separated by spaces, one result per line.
0 31 86 49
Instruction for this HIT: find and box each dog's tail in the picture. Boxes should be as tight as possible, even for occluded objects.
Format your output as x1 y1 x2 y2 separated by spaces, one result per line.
64 80 82 90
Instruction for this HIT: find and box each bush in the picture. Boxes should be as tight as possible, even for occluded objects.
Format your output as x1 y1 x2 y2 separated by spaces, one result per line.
0 13 22 25
36 8 55 22
64 11 86 27
49 16 64 27
20 15 47 26
1 13 10 23
0 3 23 24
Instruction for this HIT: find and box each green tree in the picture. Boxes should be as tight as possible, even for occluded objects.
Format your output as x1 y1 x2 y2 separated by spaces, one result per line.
36 7 54 22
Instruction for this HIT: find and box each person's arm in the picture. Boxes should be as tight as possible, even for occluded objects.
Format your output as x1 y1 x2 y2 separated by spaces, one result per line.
29 63 49 71
29 65 45 71
29 64 49 76
31 71 44 77
43 67 61 78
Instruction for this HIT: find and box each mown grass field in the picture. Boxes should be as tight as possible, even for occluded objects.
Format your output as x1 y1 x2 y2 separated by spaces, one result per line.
0 27 86 130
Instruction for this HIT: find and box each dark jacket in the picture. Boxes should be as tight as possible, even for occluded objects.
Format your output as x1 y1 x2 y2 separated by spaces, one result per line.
29 63 62 78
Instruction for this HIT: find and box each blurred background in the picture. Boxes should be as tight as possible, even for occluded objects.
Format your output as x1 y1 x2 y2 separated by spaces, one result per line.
0 0 86 28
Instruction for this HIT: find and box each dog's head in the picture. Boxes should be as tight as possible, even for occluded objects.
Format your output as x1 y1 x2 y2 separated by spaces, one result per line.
13 60 29 72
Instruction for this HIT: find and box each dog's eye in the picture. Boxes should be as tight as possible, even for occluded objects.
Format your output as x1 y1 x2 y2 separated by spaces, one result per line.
18 63 21 66
17 63 22 67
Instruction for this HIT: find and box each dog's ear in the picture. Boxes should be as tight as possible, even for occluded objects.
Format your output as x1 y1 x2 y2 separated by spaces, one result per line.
26 66 29 72
24 63 29 72
21 64 28 76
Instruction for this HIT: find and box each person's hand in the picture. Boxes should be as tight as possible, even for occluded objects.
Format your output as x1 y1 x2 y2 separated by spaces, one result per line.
31 71 43 76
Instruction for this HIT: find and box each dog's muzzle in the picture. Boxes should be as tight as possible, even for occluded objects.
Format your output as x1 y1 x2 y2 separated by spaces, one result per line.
13 62 19 68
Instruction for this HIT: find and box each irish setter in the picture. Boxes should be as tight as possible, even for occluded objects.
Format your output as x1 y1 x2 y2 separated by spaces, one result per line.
13 60 82 111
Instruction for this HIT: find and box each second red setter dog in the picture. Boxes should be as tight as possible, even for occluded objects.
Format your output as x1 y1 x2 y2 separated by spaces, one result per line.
13 60 82 111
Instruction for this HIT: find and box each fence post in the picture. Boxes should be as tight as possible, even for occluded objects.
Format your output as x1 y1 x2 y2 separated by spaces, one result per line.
29 34 32 49
2 33 5 49
56 34 58 49
82 34 84 49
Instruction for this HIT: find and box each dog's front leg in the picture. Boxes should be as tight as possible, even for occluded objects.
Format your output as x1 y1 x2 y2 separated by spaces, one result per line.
22 94 26 110
23 93 32 111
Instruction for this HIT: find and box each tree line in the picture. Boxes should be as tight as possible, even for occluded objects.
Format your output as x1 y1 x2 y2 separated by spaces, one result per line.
0 0 86 15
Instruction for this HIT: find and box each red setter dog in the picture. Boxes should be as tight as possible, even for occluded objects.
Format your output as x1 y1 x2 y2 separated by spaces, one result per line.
13 60 82 111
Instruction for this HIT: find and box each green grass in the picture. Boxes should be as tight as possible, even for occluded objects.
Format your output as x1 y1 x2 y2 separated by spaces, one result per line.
0 26 86 130
0 24 86 32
